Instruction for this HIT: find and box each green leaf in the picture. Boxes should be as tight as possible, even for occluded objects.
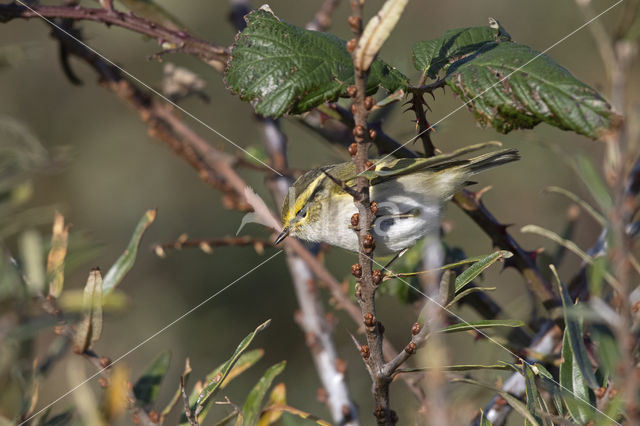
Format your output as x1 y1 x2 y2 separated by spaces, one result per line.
559 325 596 423
445 286 496 309
118 0 184 31
591 324 619 379
102 209 156 293
453 378 540 426
522 364 543 426
413 19 510 78
239 361 287 426
551 265 599 389
455 250 512 292
225 8 408 118
73 268 103 353
574 155 613 211
434 32 618 139
543 186 606 226
183 320 271 425
439 319 524 334
133 350 171 406
396 363 513 374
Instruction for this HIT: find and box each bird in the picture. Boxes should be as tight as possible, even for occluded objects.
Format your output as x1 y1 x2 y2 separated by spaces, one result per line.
275 146 519 256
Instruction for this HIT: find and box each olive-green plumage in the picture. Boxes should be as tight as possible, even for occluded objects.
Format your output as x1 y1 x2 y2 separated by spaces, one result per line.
278 146 519 255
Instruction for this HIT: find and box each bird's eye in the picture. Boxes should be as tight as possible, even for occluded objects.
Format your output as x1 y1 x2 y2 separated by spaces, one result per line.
297 205 308 218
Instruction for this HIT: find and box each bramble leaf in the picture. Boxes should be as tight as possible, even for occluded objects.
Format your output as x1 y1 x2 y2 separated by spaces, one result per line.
413 21 619 139
226 7 408 117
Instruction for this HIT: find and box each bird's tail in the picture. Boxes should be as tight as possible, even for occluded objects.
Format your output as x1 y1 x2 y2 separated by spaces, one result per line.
465 148 520 175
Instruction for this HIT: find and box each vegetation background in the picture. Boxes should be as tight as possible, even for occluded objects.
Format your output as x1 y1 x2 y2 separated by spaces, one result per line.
0 0 635 424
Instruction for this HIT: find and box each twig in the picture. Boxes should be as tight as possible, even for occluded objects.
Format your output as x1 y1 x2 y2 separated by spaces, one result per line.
0 3 228 70
348 1 393 423
153 236 272 256
180 376 198 426
306 0 341 32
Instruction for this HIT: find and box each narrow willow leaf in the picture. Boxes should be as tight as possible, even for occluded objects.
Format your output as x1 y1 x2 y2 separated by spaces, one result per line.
595 394 623 426
478 409 493 426
523 226 620 287
574 155 613 211
453 378 540 426
439 319 524 334
133 350 172 406
58 289 128 312
160 358 191 423
47 212 69 298
257 383 286 426
355 0 408 71
445 286 496 309
591 324 620 379
118 0 184 31
559 327 595 423
587 256 607 297
185 320 271 425
396 364 512 374
454 250 512 292
551 265 599 389
188 349 265 408
73 268 103 353
225 8 408 118
102 209 156 293
105 365 129 419
256 404 330 426
543 186 606 225
439 269 456 306
239 361 287 426
523 364 543 426
19 229 45 293
534 363 565 417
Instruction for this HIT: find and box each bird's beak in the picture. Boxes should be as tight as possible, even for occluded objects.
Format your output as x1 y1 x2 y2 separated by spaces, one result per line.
274 227 290 245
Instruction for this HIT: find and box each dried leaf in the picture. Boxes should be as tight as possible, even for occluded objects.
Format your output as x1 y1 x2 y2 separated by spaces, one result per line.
355 0 408 71
73 268 103 353
47 212 69 298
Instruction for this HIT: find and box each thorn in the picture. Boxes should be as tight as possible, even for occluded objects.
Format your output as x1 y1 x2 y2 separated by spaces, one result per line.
347 329 362 350
475 185 493 200
322 170 360 199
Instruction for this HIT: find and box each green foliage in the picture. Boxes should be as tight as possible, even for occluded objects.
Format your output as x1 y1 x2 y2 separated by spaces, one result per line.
237 361 286 426
438 319 524 334
225 8 408 118
454 250 512 292
102 209 156 293
133 350 172 406
413 21 618 139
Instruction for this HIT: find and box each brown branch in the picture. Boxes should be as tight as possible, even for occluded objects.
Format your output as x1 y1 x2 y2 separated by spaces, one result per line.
453 190 556 309
347 1 393 423
0 2 228 69
152 236 272 256
306 0 341 32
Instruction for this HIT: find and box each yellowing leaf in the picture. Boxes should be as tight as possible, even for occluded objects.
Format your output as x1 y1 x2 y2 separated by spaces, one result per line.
47 212 69 298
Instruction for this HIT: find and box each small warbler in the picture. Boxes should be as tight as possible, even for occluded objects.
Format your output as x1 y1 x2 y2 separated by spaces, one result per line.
276 146 519 255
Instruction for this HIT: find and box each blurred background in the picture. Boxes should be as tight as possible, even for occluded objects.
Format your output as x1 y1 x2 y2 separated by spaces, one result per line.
0 0 635 424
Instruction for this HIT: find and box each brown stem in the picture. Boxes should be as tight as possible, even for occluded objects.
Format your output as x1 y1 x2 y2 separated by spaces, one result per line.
152 236 272 255
0 3 228 69
348 1 392 423
306 0 341 32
